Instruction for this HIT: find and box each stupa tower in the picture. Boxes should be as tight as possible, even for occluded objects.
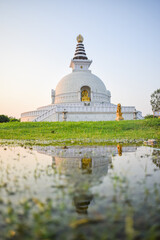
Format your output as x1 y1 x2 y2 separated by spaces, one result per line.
70 34 92 71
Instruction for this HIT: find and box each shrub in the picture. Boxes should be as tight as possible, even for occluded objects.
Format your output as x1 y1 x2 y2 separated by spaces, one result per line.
144 114 158 119
145 114 154 119
9 117 20 122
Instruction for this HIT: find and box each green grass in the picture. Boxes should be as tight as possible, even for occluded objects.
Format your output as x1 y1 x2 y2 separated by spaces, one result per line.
0 119 159 145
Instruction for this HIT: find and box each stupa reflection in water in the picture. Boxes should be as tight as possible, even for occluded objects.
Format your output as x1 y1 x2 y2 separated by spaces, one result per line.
35 145 137 214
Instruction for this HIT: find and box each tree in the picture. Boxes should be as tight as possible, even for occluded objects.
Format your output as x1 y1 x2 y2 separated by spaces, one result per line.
150 89 160 114
0 115 10 123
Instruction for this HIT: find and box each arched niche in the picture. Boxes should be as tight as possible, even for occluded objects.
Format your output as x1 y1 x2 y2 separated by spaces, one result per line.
81 86 91 102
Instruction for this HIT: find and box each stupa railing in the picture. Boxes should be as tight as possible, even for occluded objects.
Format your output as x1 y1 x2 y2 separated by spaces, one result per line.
56 105 135 113
21 110 47 117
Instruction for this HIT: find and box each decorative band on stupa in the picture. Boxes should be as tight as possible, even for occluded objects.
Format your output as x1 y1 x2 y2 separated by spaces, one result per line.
73 34 88 60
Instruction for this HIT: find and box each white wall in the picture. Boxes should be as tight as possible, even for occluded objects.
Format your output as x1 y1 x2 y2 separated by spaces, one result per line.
43 112 134 122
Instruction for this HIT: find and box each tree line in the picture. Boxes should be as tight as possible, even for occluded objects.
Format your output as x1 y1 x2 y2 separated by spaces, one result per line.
0 115 20 123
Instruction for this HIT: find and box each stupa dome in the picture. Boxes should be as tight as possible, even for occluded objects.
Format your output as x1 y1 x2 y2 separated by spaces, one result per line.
55 71 110 104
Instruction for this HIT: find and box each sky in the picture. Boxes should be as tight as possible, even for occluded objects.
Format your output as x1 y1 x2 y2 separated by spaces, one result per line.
0 0 160 118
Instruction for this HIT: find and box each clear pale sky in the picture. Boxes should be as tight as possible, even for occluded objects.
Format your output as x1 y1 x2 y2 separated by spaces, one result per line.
0 0 160 118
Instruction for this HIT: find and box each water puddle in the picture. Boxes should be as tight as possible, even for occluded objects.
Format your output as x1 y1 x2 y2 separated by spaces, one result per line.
0 145 160 239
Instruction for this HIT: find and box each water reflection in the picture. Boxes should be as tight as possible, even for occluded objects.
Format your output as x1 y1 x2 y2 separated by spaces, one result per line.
0 145 160 240
73 193 93 215
117 144 122 156
35 145 137 170
35 145 137 214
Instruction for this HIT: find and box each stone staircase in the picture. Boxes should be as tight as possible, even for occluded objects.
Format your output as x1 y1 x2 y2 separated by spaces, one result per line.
136 111 144 119
32 106 56 122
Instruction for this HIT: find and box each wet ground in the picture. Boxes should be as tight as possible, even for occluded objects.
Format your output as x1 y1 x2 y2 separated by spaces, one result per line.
0 144 160 240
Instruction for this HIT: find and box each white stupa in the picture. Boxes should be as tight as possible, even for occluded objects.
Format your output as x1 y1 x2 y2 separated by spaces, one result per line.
21 34 143 122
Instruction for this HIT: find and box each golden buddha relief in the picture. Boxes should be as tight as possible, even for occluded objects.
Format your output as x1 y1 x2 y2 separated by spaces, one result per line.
81 90 90 102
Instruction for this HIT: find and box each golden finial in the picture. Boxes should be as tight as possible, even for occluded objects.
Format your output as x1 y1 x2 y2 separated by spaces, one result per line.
77 34 84 43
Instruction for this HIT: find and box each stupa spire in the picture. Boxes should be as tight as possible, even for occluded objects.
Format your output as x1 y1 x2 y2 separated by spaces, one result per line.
70 34 92 71
73 34 88 60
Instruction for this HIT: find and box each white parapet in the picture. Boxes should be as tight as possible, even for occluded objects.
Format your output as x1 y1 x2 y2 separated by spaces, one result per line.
21 101 142 122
